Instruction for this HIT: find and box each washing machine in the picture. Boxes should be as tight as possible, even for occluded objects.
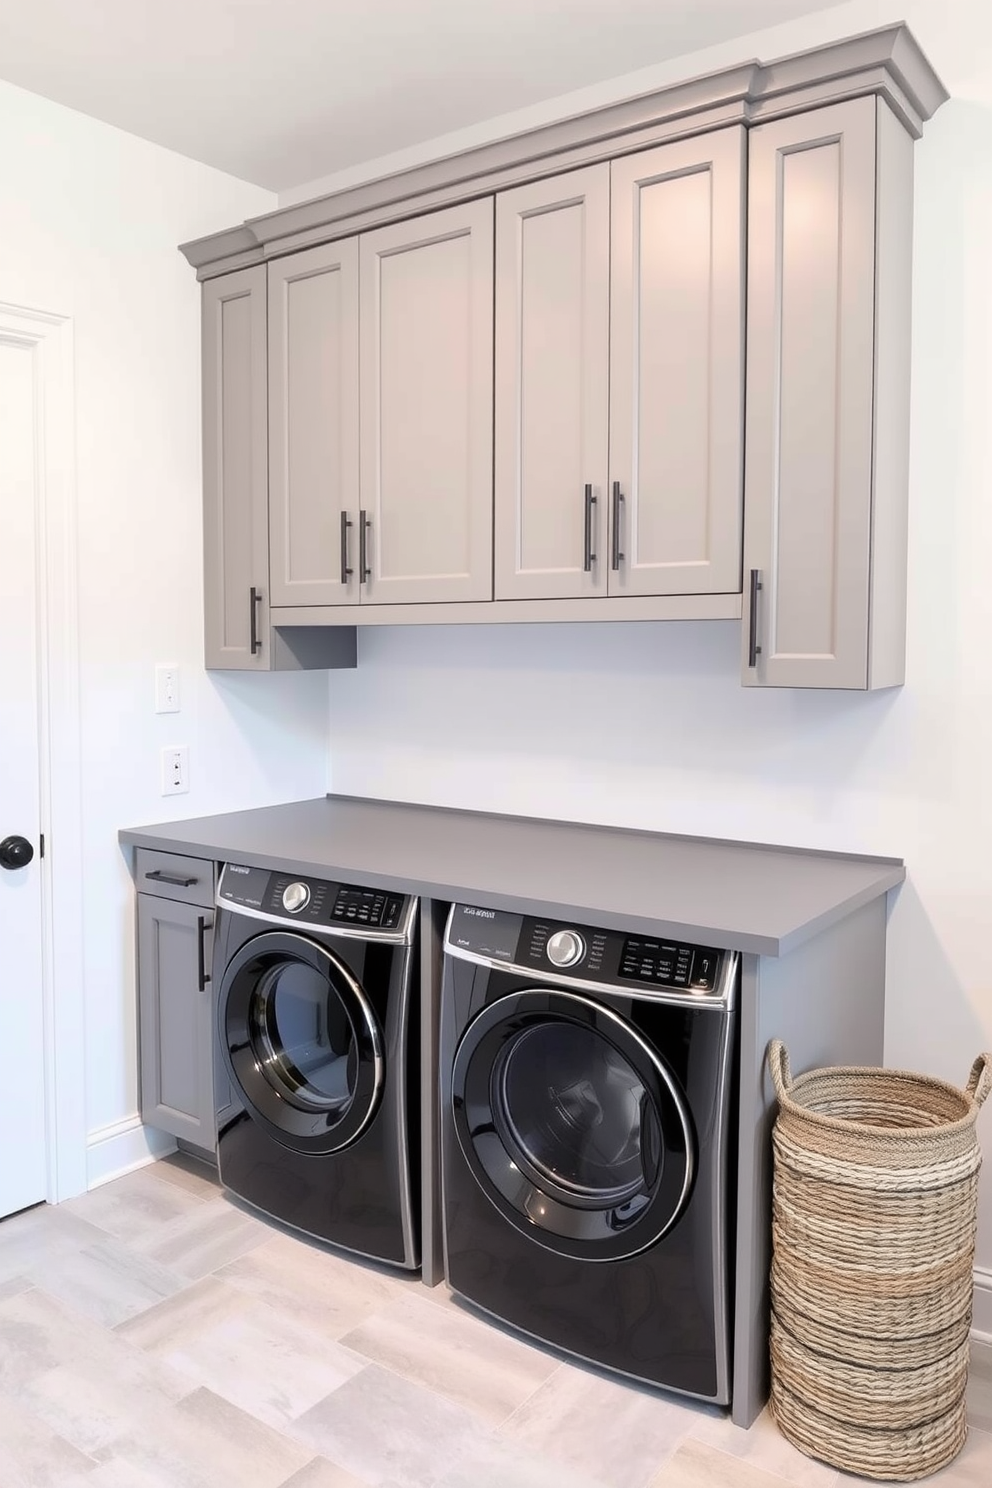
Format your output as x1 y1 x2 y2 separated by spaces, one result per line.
213 861 419 1269
440 903 738 1403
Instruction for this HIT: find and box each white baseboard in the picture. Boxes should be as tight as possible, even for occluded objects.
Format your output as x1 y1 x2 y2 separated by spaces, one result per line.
973 1267 992 1344
86 1115 176 1190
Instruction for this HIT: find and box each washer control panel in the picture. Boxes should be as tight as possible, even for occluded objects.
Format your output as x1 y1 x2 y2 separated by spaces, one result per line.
218 863 409 935
447 903 733 999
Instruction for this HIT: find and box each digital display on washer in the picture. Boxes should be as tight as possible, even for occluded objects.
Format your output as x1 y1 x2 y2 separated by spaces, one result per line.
618 939 722 991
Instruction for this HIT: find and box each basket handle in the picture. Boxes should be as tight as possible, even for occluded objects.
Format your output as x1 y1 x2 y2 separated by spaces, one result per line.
767 1040 792 1102
965 1053 992 1109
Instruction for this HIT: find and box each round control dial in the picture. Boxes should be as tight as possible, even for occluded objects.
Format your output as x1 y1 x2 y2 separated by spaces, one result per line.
547 929 585 968
282 881 310 914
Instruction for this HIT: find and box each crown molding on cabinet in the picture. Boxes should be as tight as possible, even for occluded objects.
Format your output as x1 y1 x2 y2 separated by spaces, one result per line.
179 24 947 281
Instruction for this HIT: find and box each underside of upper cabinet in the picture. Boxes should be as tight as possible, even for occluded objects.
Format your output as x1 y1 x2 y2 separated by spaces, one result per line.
189 25 946 687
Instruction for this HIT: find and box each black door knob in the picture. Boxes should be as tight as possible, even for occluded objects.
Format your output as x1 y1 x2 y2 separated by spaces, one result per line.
0 835 34 870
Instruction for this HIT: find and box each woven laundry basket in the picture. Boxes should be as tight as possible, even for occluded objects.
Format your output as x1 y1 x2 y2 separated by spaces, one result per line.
766 1039 992 1482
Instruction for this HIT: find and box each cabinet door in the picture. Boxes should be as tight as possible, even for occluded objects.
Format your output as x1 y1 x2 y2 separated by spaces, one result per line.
359 200 494 604
494 167 610 600
202 267 269 667
609 129 745 596
269 241 360 607
742 98 877 688
137 895 216 1151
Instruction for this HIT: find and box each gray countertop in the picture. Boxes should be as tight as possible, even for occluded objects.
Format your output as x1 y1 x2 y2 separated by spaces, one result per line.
119 794 904 956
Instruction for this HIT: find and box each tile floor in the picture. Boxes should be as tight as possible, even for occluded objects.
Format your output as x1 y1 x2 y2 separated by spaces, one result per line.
0 1152 990 1488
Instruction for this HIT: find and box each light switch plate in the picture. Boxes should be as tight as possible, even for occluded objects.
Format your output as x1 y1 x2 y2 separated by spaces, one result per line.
155 664 180 713
161 746 189 795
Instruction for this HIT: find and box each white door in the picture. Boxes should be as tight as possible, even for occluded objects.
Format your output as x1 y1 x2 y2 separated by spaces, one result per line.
0 329 49 1219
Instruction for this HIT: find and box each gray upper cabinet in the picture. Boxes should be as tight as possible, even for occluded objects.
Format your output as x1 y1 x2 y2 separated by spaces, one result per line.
268 240 360 608
609 129 745 597
742 96 912 689
202 266 269 668
495 166 610 600
359 200 495 604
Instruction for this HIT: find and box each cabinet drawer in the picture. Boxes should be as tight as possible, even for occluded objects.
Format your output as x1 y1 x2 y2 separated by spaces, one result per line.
135 849 214 908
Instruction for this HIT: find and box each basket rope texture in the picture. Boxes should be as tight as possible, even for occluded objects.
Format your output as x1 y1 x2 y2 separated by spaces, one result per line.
766 1039 992 1482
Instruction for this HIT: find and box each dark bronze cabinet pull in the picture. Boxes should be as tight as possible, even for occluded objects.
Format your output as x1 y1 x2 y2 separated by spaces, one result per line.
748 568 763 668
610 482 625 571
583 484 597 572
359 510 372 583
144 869 197 888
249 586 263 654
197 915 212 993
340 511 353 585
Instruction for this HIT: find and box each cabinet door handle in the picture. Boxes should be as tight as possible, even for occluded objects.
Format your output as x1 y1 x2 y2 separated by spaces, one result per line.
197 914 212 993
610 482 625 571
340 511 353 586
583 484 597 572
249 586 263 654
748 568 763 668
359 510 371 584
144 869 197 888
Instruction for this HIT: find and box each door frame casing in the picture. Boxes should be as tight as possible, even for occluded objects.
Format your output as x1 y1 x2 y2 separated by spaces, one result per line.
1 301 87 1202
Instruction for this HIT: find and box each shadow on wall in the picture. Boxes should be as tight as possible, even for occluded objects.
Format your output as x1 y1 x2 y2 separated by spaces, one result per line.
883 878 992 1255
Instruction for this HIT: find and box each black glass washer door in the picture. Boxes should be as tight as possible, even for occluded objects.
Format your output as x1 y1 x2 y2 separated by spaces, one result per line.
220 930 384 1155
451 988 695 1261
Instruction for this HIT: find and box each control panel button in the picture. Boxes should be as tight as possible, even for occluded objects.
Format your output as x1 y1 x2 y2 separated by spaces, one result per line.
547 929 585 968
282 881 310 914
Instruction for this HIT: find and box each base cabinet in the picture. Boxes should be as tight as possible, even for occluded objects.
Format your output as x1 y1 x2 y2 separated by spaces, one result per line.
136 853 217 1152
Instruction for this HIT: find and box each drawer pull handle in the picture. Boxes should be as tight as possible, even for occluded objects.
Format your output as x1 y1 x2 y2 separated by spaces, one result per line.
340 510 353 586
583 484 597 572
610 482 625 571
748 568 763 668
145 870 197 888
359 510 372 584
249 586 263 655
197 915 212 993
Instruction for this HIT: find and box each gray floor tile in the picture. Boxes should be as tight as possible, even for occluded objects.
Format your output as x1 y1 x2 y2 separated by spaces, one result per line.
0 1203 111 1282
156 1295 367 1429
968 1339 992 1433
433 1433 612 1488
279 1458 376 1488
686 1404 840 1488
146 1151 222 1198
0 1393 98 1487
288 1363 490 1488
115 1273 250 1349
339 1289 557 1427
649 1436 829 1488
61 1167 209 1242
25 1237 184 1328
218 1231 408 1338
133 1195 269 1279
499 1364 691 1488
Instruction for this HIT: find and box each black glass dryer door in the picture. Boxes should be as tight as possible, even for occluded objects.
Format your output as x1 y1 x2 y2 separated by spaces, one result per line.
220 931 384 1155
451 988 695 1261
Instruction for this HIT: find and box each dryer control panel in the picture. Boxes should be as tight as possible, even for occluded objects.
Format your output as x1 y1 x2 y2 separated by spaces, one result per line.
218 863 411 938
446 903 735 1001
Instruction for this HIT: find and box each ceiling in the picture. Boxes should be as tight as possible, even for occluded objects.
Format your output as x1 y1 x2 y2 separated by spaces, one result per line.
0 1 853 193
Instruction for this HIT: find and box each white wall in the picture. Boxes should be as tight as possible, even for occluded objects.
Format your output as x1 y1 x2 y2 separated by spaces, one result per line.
0 80 331 1180
318 0 992 1310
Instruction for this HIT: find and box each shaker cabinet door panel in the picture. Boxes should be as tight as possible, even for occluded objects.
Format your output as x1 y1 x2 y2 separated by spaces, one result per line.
360 200 494 604
495 166 610 600
609 130 745 597
743 98 877 688
202 267 269 668
268 241 360 608
138 895 215 1151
